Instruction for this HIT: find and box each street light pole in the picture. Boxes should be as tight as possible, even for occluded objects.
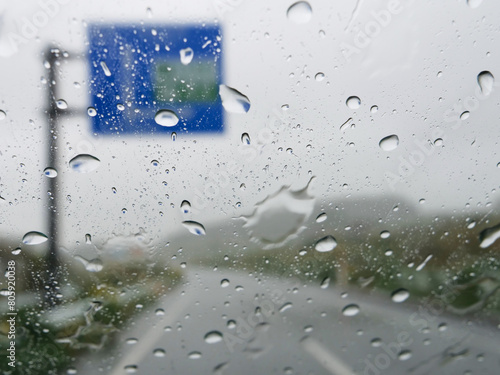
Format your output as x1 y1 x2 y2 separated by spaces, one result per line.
45 46 61 307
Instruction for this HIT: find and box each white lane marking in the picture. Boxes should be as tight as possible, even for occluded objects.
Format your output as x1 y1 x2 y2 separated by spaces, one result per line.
301 336 356 375
109 293 193 375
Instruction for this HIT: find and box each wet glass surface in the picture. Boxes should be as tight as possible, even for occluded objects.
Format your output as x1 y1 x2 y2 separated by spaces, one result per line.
0 0 500 374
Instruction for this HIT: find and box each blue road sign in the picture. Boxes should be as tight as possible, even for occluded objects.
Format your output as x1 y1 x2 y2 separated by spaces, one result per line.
88 24 223 135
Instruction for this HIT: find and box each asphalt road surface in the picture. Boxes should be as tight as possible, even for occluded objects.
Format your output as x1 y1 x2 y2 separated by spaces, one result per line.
74 268 500 375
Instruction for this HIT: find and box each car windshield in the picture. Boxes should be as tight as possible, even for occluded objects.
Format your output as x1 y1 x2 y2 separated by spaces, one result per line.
1 0 500 374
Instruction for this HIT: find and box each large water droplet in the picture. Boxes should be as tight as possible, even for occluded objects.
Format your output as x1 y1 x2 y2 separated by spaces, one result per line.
182 221 206 236
153 348 166 357
69 154 100 173
100 61 112 76
181 200 191 214
75 255 104 272
180 47 194 65
204 331 223 344
346 96 361 109
11 248 21 255
320 276 330 289
86 258 104 272
315 212 327 223
391 288 410 303
188 351 202 359
241 133 251 145
0 110 6 120
124 365 137 374
279 302 293 313
56 99 68 109
219 85 251 114
43 167 58 178
287 1 312 24
478 71 494 96
240 178 315 249
342 304 360 316
379 135 399 151
314 235 337 252
87 107 97 117
479 223 500 248
398 350 412 361
416 254 433 271
315 72 325 81
467 0 483 8
380 230 391 239
155 109 179 127
22 231 48 245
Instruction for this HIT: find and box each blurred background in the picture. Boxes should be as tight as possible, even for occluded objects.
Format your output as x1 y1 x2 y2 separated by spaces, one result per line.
0 0 500 374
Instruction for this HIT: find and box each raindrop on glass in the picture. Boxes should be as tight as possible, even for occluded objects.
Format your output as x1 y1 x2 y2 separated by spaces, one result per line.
182 221 206 236
314 235 337 252
69 154 100 173
180 47 194 65
219 85 251 113
479 223 500 248
181 200 191 214
398 350 412 361
391 288 410 303
320 276 330 289
87 107 97 117
241 133 251 145
316 212 327 223
86 258 103 273
188 351 202 359
100 61 111 76
477 71 494 96
346 96 361 109
287 1 312 24
204 331 223 344
467 0 483 9
124 365 137 374
279 302 293 313
153 348 166 357
43 167 58 178
56 99 68 109
379 135 399 151
315 72 324 81
342 304 360 316
380 230 390 239
22 231 48 245
155 109 179 127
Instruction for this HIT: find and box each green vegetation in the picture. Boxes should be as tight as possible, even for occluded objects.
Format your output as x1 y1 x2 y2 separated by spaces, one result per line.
0 249 182 375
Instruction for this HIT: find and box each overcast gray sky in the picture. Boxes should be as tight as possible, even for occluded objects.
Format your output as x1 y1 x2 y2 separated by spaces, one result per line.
1 0 499 251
